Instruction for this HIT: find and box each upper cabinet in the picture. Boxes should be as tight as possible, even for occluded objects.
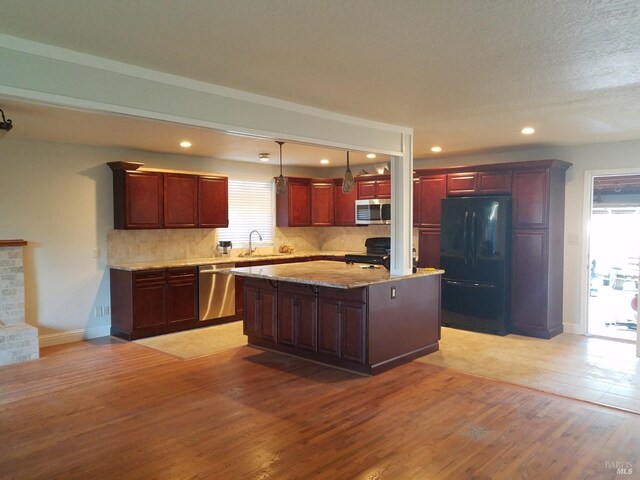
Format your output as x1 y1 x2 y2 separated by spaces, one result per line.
276 177 311 227
198 175 229 228
108 162 228 230
417 174 447 228
164 173 198 228
447 170 512 196
310 178 335 226
356 175 391 200
334 179 358 226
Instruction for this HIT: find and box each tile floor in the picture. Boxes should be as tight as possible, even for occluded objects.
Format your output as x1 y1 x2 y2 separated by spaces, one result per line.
416 327 640 413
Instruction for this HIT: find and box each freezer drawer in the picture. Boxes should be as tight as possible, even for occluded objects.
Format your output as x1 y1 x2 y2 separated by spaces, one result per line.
441 278 508 334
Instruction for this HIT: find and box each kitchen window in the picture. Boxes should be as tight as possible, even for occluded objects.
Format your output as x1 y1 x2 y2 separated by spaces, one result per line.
218 179 274 247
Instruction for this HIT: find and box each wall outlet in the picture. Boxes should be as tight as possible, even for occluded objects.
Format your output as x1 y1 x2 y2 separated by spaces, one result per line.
103 306 110 316
94 306 103 317
94 306 110 317
390 287 397 299
93 247 101 258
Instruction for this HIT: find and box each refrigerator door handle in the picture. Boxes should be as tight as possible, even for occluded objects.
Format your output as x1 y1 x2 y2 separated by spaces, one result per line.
471 211 477 264
463 211 469 264
445 280 496 289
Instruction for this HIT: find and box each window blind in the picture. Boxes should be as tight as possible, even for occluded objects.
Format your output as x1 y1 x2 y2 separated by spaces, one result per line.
218 179 274 247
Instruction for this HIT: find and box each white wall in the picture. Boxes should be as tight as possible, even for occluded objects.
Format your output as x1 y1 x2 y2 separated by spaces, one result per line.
415 139 640 333
0 138 317 345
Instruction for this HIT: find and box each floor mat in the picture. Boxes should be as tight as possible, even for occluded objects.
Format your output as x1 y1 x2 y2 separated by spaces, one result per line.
134 321 245 359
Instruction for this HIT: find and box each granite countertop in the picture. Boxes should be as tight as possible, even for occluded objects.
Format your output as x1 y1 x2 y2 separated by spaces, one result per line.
108 251 356 271
230 260 444 289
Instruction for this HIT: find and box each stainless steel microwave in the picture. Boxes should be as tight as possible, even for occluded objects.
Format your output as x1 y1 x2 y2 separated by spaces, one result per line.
355 199 391 225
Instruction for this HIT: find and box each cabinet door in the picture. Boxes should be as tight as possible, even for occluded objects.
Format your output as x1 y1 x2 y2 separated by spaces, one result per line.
511 230 548 331
235 276 244 320
125 171 164 228
166 268 197 325
198 176 229 228
164 173 197 228
296 291 318 352
447 172 477 196
318 298 341 357
376 179 391 199
259 283 278 341
478 170 512 194
341 302 366 364
418 228 441 268
334 180 358 226
289 181 311 226
512 169 548 228
418 175 447 227
243 282 260 336
133 270 166 328
357 181 377 200
413 178 420 227
311 180 335 226
277 288 296 346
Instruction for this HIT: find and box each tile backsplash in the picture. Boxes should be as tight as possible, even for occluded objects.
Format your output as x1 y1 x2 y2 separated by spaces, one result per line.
107 229 217 264
108 226 420 264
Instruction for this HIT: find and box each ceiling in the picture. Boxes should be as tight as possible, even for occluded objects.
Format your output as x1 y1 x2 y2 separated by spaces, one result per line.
1 0 640 165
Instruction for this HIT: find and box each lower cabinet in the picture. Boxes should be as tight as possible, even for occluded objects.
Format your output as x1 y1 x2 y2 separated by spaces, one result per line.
243 278 367 366
110 267 197 340
417 228 441 269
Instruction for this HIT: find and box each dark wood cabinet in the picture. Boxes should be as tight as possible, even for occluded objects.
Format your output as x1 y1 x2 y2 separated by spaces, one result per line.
447 170 511 196
512 169 548 228
447 172 477 196
318 287 367 364
356 175 391 200
276 177 311 227
413 177 420 227
511 230 548 332
278 283 318 351
198 175 228 228
243 278 278 340
166 268 197 325
164 173 197 228
114 170 164 229
110 266 197 340
417 228 441 269
311 179 335 226
417 174 447 228
334 179 358 226
109 162 228 230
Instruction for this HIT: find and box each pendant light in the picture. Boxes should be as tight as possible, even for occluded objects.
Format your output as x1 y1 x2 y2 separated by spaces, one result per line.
275 141 288 194
0 109 13 139
342 150 354 193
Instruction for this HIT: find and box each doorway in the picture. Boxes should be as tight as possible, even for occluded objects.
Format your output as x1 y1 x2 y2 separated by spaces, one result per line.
587 174 640 343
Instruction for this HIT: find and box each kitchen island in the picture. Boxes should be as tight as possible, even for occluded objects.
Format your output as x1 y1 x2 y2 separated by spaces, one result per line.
230 261 444 375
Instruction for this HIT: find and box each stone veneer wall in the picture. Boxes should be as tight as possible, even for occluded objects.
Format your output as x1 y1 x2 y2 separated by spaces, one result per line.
0 243 39 366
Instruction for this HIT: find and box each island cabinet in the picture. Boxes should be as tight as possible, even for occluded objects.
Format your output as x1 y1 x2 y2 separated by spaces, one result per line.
238 266 442 375
243 278 278 341
276 177 311 227
110 267 197 340
334 179 358 226
310 178 335 226
108 162 228 229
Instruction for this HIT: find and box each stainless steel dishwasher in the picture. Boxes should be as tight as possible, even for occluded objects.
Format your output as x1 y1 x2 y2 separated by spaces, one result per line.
198 263 236 321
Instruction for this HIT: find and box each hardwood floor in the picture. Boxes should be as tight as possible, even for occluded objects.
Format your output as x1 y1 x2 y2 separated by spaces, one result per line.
1 338 639 479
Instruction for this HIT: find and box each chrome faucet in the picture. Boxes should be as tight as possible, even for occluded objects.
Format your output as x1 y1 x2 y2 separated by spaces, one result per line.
248 229 263 256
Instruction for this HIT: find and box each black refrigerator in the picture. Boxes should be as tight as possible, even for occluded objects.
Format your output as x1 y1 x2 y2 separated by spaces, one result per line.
440 196 511 335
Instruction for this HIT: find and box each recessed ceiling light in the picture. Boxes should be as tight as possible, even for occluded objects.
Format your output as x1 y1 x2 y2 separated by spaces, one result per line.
431 146 442 153
521 127 535 135
320 159 330 165
179 141 192 148
258 153 270 162
366 153 376 159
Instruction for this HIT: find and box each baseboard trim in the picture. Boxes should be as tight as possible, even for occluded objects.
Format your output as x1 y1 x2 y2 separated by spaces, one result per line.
562 324 584 335
39 326 112 347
